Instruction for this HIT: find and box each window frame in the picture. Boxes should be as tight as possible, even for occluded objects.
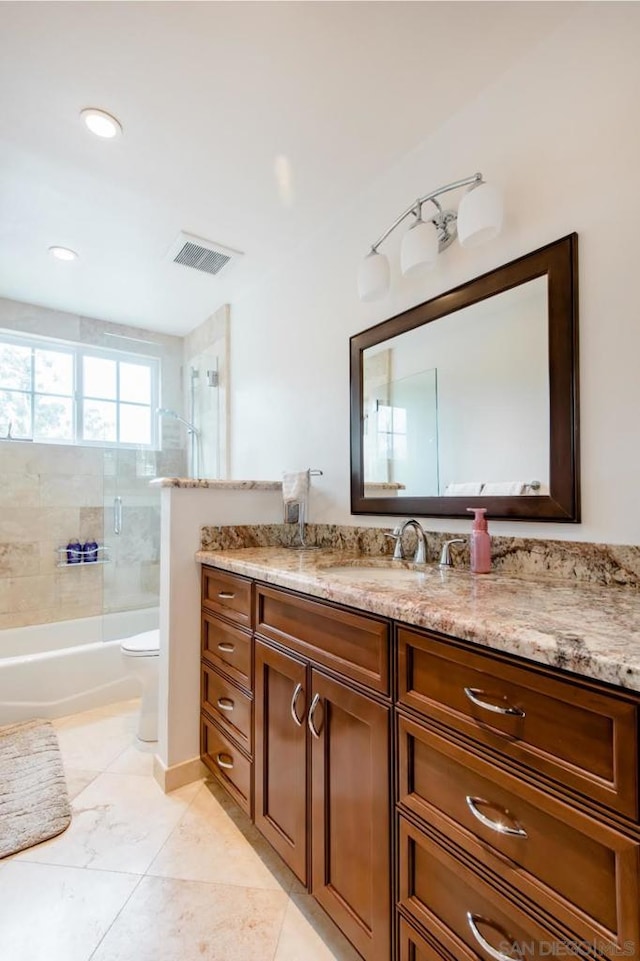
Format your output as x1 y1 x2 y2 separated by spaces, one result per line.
0 330 161 450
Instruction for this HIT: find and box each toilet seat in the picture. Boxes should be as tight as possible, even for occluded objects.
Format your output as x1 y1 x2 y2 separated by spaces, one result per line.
120 629 160 657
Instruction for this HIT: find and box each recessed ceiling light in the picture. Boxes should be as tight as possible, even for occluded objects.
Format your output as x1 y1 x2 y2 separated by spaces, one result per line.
80 107 122 139
49 246 78 262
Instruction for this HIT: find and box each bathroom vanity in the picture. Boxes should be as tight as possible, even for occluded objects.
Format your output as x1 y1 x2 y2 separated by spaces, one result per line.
197 548 640 961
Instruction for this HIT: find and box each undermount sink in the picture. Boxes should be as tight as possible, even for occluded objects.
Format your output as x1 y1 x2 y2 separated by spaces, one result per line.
318 560 435 584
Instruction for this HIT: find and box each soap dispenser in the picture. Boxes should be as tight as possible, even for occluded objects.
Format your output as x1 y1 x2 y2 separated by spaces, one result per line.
466 507 491 574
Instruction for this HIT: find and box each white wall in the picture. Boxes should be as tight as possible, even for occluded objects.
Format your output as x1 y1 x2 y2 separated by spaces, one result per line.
157 486 283 770
229 5 640 545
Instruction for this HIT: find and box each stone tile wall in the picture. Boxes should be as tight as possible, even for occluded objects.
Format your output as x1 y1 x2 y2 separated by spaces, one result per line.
0 296 187 631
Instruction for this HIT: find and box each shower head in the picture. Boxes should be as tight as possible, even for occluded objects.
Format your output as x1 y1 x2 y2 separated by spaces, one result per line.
156 408 199 435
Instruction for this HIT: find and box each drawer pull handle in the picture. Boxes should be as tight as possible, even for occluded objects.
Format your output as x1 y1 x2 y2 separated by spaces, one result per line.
466 796 528 839
464 687 526 718
466 913 515 961
218 591 236 599
290 682 305 727
217 697 235 713
217 642 235 653
308 693 322 739
216 752 234 770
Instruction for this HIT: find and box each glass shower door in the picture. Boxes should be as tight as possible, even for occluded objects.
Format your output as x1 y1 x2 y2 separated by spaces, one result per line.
101 447 161 642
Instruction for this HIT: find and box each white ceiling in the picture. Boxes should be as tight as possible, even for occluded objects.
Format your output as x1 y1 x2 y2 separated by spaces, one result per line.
0 1 574 336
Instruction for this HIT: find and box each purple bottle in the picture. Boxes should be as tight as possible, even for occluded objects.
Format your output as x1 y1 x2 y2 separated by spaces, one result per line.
66 539 82 564
83 539 99 563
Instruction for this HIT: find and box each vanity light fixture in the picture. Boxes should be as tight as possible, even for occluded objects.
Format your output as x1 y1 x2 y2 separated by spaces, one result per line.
48 245 78 262
80 107 122 139
357 173 503 301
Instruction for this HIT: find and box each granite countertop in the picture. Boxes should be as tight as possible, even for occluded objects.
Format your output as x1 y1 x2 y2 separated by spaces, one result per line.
151 478 282 489
196 546 640 693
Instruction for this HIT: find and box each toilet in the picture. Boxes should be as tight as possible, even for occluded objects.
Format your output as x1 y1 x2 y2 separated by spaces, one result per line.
120 629 160 742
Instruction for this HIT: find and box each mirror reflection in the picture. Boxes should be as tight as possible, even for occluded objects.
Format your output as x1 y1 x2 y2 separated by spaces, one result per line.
362 277 549 499
351 234 579 520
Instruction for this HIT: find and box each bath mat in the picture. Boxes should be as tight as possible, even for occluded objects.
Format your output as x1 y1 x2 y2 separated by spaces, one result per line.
0 718 71 858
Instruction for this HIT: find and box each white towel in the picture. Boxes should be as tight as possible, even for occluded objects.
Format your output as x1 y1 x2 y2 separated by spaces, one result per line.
282 470 310 504
444 481 484 496
481 481 526 496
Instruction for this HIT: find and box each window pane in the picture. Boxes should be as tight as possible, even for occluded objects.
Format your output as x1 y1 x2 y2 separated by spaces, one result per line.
120 362 151 404
0 344 31 390
393 407 407 433
83 399 117 441
35 349 73 395
84 356 116 400
377 405 392 432
119 404 150 445
34 396 74 441
0 390 31 437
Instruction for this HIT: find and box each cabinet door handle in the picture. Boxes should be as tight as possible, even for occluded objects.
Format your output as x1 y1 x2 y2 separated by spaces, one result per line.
466 796 528 839
463 687 526 718
217 697 234 713
218 591 236 599
216 752 234 770
217 642 235 653
466 913 515 961
308 693 322 739
290 682 305 727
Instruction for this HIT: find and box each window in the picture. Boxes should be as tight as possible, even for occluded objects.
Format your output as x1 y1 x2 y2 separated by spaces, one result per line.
0 332 160 448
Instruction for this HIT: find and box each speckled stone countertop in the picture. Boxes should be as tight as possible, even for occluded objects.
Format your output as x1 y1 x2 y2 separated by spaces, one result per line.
196 547 640 693
151 478 282 489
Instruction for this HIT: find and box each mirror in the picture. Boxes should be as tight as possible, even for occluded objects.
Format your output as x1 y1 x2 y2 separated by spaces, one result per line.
350 234 579 521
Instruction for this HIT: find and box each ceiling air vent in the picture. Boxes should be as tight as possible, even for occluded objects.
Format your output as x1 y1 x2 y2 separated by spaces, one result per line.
167 231 243 277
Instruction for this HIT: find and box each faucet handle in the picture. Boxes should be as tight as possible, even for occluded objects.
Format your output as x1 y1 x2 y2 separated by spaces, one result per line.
384 527 404 560
439 538 466 568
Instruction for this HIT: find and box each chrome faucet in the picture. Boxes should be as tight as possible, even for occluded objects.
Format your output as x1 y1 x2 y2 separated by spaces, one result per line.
384 519 429 565
400 519 428 565
438 538 465 568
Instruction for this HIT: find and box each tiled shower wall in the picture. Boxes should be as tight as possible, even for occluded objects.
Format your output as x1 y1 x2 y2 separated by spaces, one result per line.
0 297 187 630
0 442 106 628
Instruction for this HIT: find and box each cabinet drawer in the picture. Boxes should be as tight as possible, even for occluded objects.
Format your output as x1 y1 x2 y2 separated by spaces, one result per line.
202 613 252 690
202 665 253 754
397 626 639 819
202 567 253 628
398 715 640 950
399 817 586 960
201 714 252 816
256 584 390 694
399 917 462 961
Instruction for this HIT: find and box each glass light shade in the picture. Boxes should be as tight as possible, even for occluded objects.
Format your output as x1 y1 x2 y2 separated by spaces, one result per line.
80 108 122 139
48 246 78 261
400 219 439 276
358 251 390 301
457 182 503 248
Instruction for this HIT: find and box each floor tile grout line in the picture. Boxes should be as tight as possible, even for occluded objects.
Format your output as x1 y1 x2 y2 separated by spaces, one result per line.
86 872 146 961
14 856 148 875
271 891 294 961
142 779 208 877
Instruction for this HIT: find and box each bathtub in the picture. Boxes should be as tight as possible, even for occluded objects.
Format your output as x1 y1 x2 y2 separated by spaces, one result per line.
0 607 159 725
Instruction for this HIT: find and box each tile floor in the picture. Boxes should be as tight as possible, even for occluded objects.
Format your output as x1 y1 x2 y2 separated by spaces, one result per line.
2 699 361 961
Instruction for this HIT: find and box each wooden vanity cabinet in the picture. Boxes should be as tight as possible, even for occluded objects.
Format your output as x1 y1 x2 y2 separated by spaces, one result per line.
254 639 308 882
200 570 254 815
201 568 392 961
254 585 392 961
200 565 640 961
396 622 640 961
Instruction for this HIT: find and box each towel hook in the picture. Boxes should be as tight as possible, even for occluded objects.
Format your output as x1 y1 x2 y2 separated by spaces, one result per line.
309 469 323 476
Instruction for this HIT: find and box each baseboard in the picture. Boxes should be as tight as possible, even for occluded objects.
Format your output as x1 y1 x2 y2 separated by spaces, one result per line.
153 754 207 793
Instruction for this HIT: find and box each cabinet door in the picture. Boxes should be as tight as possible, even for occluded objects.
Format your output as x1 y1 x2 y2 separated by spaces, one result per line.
254 639 308 884
309 670 390 961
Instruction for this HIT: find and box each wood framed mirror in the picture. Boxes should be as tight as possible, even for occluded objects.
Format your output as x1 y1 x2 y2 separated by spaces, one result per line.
350 234 579 521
